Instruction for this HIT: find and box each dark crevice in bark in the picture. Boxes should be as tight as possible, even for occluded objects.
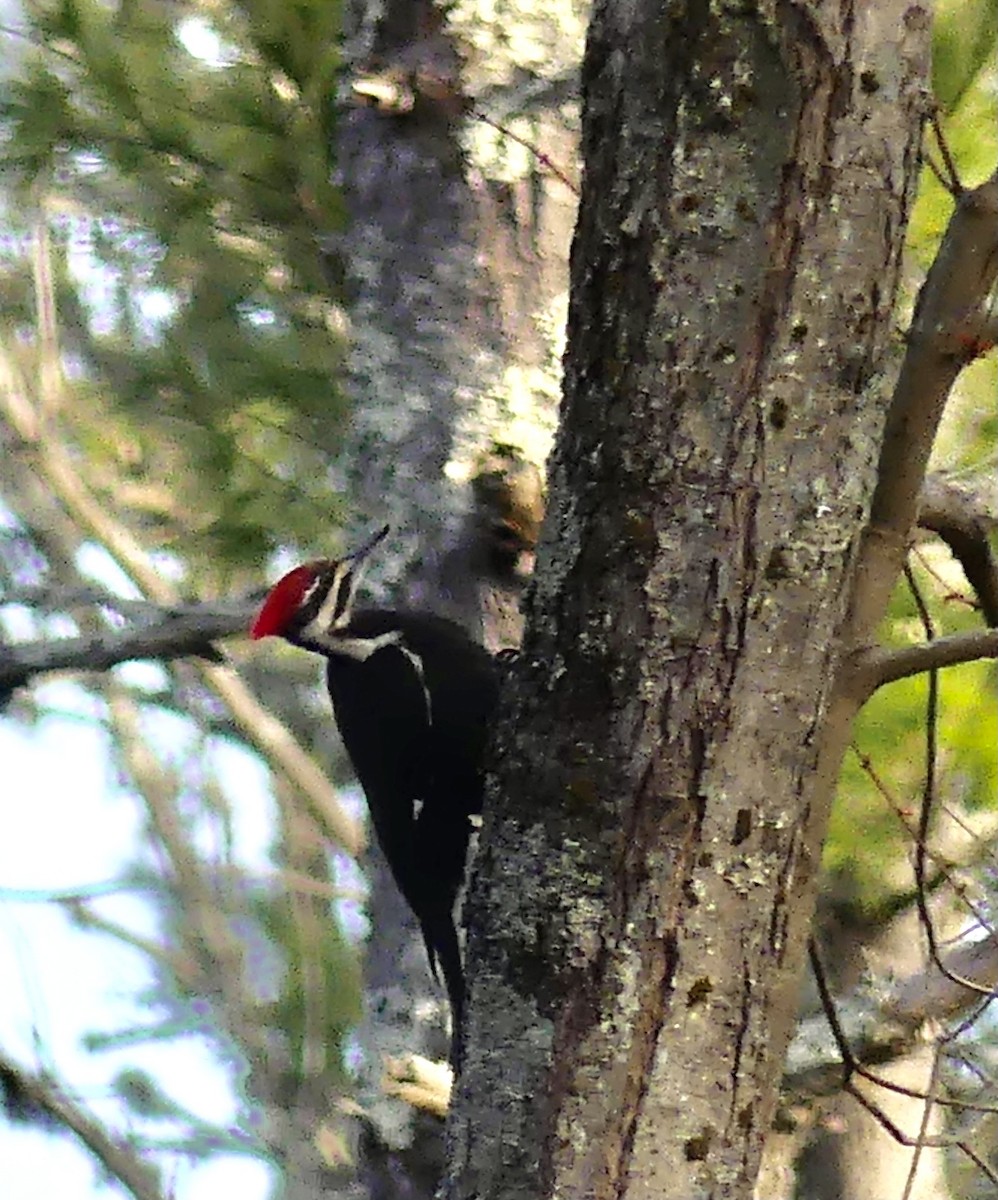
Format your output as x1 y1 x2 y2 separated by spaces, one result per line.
448 1 931 1196
728 954 754 1131
615 931 680 1198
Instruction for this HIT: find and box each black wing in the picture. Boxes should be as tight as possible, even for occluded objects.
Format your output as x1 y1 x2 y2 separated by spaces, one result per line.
324 641 431 908
325 611 499 1068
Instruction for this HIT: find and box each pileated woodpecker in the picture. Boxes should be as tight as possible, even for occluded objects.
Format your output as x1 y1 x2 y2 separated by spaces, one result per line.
250 526 498 1067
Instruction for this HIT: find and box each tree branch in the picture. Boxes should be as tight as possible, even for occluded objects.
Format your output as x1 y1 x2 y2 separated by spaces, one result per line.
855 628 998 697
873 169 998 534
785 934 998 1100
0 1048 167 1200
918 472 998 625
0 598 257 701
848 167 998 645
0 330 363 858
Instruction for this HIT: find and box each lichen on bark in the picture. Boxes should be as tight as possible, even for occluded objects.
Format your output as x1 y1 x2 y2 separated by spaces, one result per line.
447 3 930 1198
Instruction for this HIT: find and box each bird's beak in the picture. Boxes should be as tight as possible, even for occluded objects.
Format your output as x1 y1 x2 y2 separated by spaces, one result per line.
344 524 390 566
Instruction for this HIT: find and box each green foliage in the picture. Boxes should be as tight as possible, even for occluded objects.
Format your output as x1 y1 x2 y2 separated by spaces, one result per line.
824 7 998 916
0 1 366 1188
933 0 998 114
251 876 363 1082
829 568 998 913
0 0 349 573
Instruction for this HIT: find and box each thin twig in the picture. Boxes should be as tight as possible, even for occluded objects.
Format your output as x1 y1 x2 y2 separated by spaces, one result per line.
807 940 998 1186
65 898 199 985
922 149 952 194
808 940 853 1070
0 320 362 857
900 1040 943 1200
849 742 994 933
905 564 994 998
470 109 579 195
855 627 998 697
927 107 964 197
839 1062 998 1117
0 866 361 905
0 1048 167 1200
910 545 977 613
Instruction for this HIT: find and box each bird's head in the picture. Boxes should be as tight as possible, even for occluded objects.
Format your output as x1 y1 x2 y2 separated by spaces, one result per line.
250 525 390 650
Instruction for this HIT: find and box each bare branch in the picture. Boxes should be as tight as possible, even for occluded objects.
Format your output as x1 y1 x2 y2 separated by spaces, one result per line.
918 472 998 625
0 1048 168 1200
65 897 201 989
469 109 579 195
904 567 996 1001
788 935 998 1100
926 106 964 198
0 598 257 700
0 867 360 906
849 742 996 937
854 628 998 697
0 328 363 858
900 1041 943 1200
849 168 998 644
798 940 998 1190
876 168 998 526
886 935 998 1030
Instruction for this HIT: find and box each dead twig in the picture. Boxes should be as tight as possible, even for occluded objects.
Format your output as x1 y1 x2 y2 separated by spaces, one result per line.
0 1048 168 1200
807 941 998 1188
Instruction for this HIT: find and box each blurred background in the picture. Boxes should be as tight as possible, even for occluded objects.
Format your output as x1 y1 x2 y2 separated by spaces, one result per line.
0 1 995 1198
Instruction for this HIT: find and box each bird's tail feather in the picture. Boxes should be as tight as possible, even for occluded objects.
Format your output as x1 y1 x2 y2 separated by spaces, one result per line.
420 912 466 1071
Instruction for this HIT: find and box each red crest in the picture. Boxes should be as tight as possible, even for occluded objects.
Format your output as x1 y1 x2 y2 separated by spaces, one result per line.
250 564 320 639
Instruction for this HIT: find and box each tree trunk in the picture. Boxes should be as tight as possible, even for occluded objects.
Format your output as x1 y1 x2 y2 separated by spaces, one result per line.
335 0 582 1173
449 4 929 1199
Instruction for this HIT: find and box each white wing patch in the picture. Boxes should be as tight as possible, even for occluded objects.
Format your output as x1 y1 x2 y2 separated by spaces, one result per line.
312 626 434 730
396 642 433 730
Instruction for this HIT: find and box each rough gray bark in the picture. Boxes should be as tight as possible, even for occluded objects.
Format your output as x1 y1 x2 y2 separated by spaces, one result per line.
449 4 931 1199
333 0 582 1175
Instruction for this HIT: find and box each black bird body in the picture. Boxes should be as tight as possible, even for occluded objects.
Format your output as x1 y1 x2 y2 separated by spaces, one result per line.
324 608 497 1034
250 529 498 1066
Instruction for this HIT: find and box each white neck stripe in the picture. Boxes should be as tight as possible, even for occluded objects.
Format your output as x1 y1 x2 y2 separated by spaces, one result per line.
303 626 402 660
302 626 433 727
